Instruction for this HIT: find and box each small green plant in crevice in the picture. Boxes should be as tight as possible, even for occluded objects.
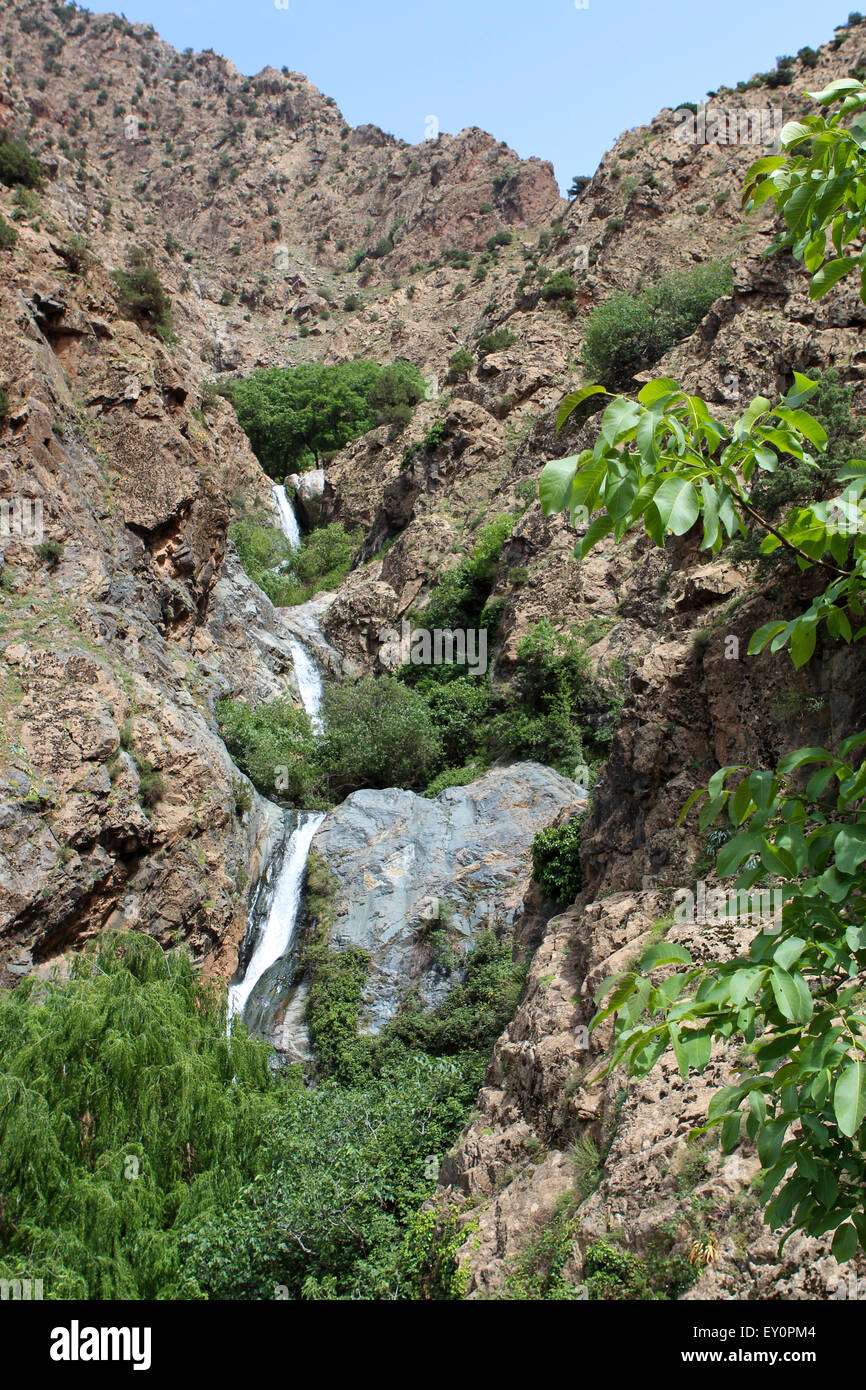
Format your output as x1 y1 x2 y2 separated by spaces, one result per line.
531 816 585 904
540 270 577 302
572 1134 602 1200
477 328 517 356
35 540 64 566
503 1191 582 1299
0 215 18 252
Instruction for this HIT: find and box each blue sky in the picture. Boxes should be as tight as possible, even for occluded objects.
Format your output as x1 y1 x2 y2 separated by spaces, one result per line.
90 0 847 190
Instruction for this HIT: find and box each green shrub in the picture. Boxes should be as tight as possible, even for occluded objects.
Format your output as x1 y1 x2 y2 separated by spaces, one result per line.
0 130 45 189
446 348 475 382
531 817 584 903
0 932 482 1300
420 676 491 765
504 1192 582 1299
60 233 92 274
274 521 363 605
228 517 290 596
490 620 623 772
35 539 64 566
541 270 577 301
216 696 321 803
343 292 361 311
424 761 488 797
320 676 441 796
113 246 173 341
0 215 17 251
418 516 513 632
582 260 733 386
0 389 9 419
477 328 517 356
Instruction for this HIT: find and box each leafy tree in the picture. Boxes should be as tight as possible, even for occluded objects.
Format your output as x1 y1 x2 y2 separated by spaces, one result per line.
0 935 277 1299
539 367 866 1256
319 676 442 796
568 175 592 199
743 76 866 302
223 360 426 476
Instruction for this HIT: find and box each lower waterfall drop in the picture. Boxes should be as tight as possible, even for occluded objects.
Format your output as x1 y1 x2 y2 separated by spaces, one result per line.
227 810 326 1027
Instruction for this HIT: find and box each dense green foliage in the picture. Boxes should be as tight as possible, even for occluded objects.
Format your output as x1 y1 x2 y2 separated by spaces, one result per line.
418 515 513 632
216 696 320 804
113 246 173 342
0 934 479 1300
490 620 622 772
0 936 276 1299
223 360 427 477
531 816 585 903
0 129 45 190
540 365 866 1248
581 260 733 386
231 518 363 608
319 676 442 797
742 76 866 303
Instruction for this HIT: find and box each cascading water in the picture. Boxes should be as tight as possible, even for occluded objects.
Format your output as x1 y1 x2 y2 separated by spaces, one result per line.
289 636 324 732
228 480 328 1034
272 482 301 550
227 810 326 1027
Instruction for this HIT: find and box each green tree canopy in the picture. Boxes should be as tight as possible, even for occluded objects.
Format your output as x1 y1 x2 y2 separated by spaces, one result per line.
223 359 427 477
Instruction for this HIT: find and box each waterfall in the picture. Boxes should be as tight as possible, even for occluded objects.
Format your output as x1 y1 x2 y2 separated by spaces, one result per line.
289 636 324 733
228 810 326 1027
272 482 301 551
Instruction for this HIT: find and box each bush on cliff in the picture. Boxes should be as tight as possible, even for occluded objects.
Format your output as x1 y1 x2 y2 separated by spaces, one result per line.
581 259 733 386
0 130 45 190
113 246 174 342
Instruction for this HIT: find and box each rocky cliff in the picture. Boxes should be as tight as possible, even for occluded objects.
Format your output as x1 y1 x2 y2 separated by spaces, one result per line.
2 0 866 1298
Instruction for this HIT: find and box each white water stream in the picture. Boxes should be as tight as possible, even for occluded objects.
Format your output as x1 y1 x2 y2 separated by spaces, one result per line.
227 811 326 1026
229 484 327 1029
271 482 301 550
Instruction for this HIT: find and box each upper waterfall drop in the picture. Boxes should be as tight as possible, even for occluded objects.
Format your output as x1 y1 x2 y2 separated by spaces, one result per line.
272 482 301 551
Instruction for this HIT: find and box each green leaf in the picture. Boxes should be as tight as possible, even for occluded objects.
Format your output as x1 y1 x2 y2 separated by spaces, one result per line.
539 455 580 515
834 1062 866 1138
810 256 858 299
649 476 700 537
557 384 607 431
832 1223 859 1263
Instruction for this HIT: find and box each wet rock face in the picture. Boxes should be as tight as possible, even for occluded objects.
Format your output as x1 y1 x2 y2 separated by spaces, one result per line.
303 763 585 1036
